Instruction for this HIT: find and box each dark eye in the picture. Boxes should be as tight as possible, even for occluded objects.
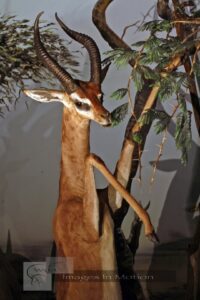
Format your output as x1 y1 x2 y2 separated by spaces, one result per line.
75 101 83 108
75 100 90 111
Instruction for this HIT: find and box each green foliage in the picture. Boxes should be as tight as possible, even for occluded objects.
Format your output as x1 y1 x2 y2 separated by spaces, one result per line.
193 61 200 100
193 62 200 77
105 48 137 68
131 67 144 91
0 15 79 113
111 103 128 127
140 20 172 33
105 11 200 165
140 65 160 81
132 132 143 144
139 36 171 64
139 109 171 134
137 106 191 164
174 111 192 164
138 109 157 126
110 88 128 100
157 72 189 101
157 75 177 101
174 94 192 164
177 93 187 113
131 65 160 91
154 111 171 134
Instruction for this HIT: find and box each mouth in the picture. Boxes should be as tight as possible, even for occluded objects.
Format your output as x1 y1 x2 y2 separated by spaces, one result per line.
102 121 112 127
95 109 112 127
101 117 112 127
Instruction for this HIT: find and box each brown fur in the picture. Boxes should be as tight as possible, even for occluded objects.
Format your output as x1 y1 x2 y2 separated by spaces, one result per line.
76 82 109 121
53 107 122 300
25 81 154 299
24 81 122 299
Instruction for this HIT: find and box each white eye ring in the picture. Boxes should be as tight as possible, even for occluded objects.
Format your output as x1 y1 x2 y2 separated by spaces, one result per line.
70 92 91 105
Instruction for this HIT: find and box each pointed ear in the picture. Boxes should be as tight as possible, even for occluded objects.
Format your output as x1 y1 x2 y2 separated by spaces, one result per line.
23 89 67 104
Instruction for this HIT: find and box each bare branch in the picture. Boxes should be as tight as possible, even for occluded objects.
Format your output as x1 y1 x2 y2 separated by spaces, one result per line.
121 21 140 40
92 0 135 67
127 76 136 118
121 5 155 39
151 129 168 184
172 18 200 24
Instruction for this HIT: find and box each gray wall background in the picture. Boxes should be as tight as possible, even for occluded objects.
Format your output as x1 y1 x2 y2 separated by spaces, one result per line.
0 0 199 256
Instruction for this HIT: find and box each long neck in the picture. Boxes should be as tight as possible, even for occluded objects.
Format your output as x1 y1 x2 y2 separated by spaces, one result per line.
59 107 90 201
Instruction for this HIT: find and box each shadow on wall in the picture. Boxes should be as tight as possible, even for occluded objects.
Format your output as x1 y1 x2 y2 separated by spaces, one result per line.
147 121 200 296
0 99 62 248
153 126 200 243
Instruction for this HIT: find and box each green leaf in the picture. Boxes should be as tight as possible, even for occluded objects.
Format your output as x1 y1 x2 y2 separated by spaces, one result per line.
138 109 157 126
192 61 200 84
132 132 143 144
157 72 190 102
176 73 189 90
140 20 172 33
174 111 192 164
177 94 187 113
138 109 171 134
157 75 176 101
105 48 137 68
111 103 128 127
110 88 128 100
154 111 171 134
140 65 160 81
131 67 144 91
0 14 80 113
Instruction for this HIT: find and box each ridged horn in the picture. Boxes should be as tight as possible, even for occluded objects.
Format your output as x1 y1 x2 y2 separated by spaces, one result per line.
34 12 77 93
55 13 101 85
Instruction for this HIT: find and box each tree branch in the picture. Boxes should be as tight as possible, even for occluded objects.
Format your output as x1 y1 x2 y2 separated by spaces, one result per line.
172 18 200 25
171 0 200 136
94 0 197 229
157 0 173 20
92 0 135 67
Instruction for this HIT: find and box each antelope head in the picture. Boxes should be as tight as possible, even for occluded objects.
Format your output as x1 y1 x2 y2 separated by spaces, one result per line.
24 12 111 126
